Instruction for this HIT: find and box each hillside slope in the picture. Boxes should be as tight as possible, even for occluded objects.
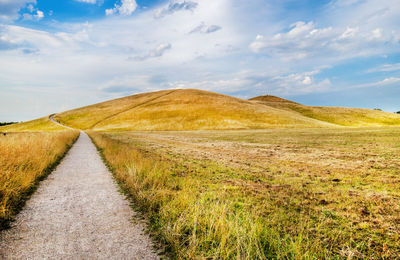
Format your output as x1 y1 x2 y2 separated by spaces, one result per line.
250 95 400 127
0 117 67 132
54 90 177 130
54 89 332 130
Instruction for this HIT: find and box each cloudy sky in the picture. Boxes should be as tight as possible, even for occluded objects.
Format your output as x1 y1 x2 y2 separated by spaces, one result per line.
1 0 399 121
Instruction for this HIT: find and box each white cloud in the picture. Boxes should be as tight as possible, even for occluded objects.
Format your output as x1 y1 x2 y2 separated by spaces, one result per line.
371 28 382 39
0 33 19 50
99 75 161 96
250 21 335 58
381 77 400 84
150 43 172 57
131 42 172 61
75 0 97 3
167 78 252 93
189 23 221 34
27 4 35 12
250 20 398 61
0 0 36 21
330 0 363 8
22 13 32 20
355 77 400 89
22 9 44 21
106 0 137 16
154 1 198 18
367 63 400 73
105 9 114 16
302 76 312 85
19 2 44 21
35 10 44 20
339 27 358 39
267 70 331 95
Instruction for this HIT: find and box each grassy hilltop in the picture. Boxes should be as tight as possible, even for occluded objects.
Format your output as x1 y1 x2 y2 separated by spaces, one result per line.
52 89 400 131
53 89 331 130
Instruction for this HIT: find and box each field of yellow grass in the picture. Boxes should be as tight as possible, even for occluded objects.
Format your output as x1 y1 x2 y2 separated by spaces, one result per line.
89 127 400 258
54 89 334 131
1 117 69 132
251 95 400 126
3 89 400 257
54 90 178 130
0 119 79 228
53 89 400 131
92 89 332 131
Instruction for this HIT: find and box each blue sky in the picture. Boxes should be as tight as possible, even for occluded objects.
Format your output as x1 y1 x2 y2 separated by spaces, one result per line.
0 0 400 121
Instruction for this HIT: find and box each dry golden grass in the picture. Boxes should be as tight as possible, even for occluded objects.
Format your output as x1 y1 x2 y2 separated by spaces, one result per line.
53 90 180 129
54 89 333 131
95 89 334 131
0 117 68 132
250 95 297 104
0 130 79 228
88 127 400 258
54 89 400 131
251 95 400 126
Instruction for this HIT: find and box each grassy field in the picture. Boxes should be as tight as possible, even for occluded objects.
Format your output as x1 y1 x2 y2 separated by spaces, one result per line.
53 89 400 131
251 95 400 126
0 118 79 228
89 127 400 259
0 117 69 132
4 90 400 257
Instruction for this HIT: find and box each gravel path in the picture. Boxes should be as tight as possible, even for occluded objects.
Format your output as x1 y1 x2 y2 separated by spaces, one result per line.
0 131 159 259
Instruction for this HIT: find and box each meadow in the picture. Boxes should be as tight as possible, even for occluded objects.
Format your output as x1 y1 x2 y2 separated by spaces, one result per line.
3 89 400 258
0 117 69 132
0 120 79 228
89 127 400 259
55 89 400 131
251 95 400 127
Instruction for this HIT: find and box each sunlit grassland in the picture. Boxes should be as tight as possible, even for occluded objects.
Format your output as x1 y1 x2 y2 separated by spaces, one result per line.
0 119 79 228
0 116 68 132
92 89 330 131
54 89 400 132
55 89 333 131
251 96 400 126
89 127 400 259
53 90 175 130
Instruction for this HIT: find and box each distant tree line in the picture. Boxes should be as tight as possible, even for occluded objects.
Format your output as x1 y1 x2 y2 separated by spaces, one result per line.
396 111 400 114
0 122 18 126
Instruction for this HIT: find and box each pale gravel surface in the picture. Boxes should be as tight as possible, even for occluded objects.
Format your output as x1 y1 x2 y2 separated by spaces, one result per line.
0 131 159 259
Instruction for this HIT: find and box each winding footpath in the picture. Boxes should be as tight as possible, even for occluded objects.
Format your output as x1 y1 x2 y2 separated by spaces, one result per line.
0 116 158 259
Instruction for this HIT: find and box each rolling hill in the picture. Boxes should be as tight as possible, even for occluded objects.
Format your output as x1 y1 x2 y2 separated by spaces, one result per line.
53 89 331 130
250 95 400 126
4 89 400 131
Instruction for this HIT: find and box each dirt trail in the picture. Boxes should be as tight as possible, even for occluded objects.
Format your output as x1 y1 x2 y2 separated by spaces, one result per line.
0 127 158 258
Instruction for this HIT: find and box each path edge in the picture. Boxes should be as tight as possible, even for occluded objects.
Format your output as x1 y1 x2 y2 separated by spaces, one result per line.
0 130 80 230
49 115 163 257
86 131 166 258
